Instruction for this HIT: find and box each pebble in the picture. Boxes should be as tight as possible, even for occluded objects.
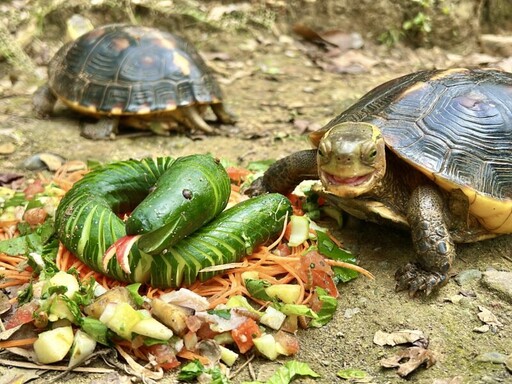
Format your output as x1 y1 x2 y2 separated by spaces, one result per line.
475 352 508 364
454 269 482 286
344 307 360 319
481 270 512 303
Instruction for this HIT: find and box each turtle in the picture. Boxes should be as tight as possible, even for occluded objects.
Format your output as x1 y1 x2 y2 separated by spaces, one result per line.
247 67 512 296
32 24 235 139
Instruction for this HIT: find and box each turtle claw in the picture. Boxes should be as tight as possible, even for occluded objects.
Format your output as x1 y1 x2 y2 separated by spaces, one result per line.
395 263 447 297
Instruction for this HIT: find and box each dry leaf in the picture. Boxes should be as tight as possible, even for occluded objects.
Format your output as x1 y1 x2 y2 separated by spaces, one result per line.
292 24 363 51
380 346 436 377
477 305 503 332
373 329 428 347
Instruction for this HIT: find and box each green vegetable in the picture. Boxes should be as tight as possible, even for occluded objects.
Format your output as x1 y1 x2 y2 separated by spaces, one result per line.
55 155 290 289
127 154 231 255
55 157 176 283
149 193 292 288
245 278 272 301
243 360 320 384
308 287 338 328
316 231 359 283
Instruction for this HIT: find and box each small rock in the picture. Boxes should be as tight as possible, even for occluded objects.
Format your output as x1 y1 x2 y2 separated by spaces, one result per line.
473 324 490 333
481 270 512 303
0 142 16 155
454 269 482 286
23 153 66 171
475 351 508 364
344 307 360 319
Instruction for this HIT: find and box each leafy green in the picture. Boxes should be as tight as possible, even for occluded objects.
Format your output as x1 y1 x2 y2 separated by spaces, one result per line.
80 317 111 346
316 231 359 283
245 278 272 301
1 191 26 209
178 360 207 381
60 295 82 323
178 360 230 383
277 304 318 319
73 277 96 307
0 220 55 257
17 282 33 305
208 308 231 320
246 159 274 172
27 238 60 280
126 283 144 306
309 287 338 328
337 368 369 379
243 361 320 384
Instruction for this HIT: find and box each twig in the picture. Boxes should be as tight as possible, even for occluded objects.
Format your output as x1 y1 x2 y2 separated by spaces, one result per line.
0 357 115 373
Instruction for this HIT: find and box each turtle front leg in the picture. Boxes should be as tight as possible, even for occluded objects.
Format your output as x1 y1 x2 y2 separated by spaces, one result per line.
245 149 318 196
396 184 456 296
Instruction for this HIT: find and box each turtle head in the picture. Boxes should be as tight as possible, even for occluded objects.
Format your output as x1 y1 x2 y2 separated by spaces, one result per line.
316 122 386 197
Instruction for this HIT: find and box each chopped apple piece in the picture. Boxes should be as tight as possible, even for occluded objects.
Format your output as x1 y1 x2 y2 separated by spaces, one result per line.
265 284 301 304
33 326 74 364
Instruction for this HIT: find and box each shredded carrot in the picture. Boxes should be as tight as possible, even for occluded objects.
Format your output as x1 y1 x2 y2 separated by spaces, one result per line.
0 337 38 348
177 349 211 365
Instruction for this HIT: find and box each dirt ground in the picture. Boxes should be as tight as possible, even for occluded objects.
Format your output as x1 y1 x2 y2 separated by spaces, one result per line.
1 1 512 383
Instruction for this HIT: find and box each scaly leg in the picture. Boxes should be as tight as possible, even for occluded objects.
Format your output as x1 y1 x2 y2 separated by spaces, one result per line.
396 184 456 296
181 105 214 133
211 103 237 124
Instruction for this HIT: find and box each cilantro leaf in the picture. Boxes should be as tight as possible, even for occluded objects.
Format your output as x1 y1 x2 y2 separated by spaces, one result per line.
309 287 338 327
316 231 359 283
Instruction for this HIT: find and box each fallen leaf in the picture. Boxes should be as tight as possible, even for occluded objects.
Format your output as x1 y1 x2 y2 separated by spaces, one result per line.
0 291 10 315
380 346 436 377
373 329 428 347
477 305 503 332
0 368 41 384
0 173 22 186
292 24 363 51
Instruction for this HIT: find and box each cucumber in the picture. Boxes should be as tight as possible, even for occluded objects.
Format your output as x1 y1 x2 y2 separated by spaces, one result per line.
55 157 175 283
126 154 231 255
149 193 292 288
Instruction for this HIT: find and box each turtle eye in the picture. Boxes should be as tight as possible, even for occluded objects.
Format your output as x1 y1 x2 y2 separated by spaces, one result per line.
362 145 378 165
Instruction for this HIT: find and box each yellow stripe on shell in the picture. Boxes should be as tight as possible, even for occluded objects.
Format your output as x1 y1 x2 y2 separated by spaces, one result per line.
173 53 191 76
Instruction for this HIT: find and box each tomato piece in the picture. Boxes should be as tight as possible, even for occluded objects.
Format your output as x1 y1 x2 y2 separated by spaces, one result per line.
4 301 39 330
145 344 180 370
226 167 251 184
231 318 262 354
297 251 339 297
23 179 44 200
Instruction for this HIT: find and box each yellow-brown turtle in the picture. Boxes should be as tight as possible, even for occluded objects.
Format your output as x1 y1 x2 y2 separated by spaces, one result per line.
33 24 235 139
248 68 512 295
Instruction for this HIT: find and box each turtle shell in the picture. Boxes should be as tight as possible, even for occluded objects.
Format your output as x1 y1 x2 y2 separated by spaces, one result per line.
312 68 512 233
47 24 223 115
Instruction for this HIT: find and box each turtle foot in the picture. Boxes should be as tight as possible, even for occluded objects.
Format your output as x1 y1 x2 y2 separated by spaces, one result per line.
395 263 447 297
243 177 268 197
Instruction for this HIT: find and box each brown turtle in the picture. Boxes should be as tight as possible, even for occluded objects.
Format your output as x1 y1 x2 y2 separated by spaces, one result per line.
33 24 235 139
248 68 512 295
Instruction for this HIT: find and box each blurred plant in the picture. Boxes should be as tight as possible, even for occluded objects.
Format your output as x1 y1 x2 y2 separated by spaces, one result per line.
379 0 452 47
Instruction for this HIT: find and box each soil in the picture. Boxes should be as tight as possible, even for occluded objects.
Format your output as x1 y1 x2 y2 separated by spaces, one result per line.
1 2 512 383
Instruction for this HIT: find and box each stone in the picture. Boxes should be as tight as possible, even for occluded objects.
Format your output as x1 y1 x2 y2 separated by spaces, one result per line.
481 270 512 303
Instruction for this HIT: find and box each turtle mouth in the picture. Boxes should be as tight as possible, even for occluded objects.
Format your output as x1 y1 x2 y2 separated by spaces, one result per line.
323 172 373 187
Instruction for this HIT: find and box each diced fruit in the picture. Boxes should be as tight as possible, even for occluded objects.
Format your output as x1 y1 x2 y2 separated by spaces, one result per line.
84 286 135 319
253 333 278 360
231 318 261 354
132 317 173 340
286 215 310 247
265 284 301 304
99 302 142 340
219 345 239 366
33 326 74 364
298 251 338 297
48 271 80 299
48 296 75 322
280 314 299 333
183 331 198 350
274 330 300 356
260 306 286 330
241 271 259 281
68 330 97 367
151 298 192 336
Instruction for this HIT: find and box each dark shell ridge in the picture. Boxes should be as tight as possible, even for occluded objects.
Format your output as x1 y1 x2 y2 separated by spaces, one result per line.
321 68 512 200
48 24 222 113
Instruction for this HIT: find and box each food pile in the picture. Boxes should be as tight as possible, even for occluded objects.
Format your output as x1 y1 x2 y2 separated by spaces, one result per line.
0 158 372 382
